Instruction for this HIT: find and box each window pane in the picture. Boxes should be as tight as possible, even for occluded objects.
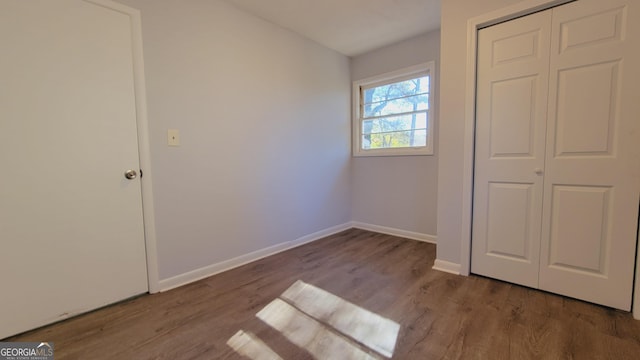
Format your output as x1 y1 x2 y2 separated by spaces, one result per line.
363 94 429 118
363 76 429 102
363 75 429 104
362 129 427 149
363 113 427 135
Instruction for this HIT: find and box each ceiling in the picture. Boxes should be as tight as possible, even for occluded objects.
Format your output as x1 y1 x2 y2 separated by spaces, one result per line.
222 0 441 57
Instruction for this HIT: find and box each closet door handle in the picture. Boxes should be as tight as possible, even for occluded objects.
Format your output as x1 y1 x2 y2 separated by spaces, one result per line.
534 168 544 176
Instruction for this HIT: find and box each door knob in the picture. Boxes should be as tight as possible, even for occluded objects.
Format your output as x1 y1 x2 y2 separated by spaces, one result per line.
124 169 137 180
534 168 544 175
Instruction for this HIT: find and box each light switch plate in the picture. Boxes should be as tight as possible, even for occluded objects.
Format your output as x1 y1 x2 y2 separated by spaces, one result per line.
168 129 180 146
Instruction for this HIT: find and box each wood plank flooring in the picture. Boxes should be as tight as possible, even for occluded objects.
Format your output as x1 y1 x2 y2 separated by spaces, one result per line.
7 229 640 359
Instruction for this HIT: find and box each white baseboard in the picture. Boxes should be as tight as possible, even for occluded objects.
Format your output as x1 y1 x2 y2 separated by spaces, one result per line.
432 259 461 275
351 221 437 244
158 222 352 292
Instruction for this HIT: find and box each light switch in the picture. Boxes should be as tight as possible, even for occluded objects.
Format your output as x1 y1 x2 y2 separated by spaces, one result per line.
167 129 180 146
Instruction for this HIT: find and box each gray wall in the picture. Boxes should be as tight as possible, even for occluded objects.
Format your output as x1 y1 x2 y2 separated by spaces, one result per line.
350 31 440 236
118 0 352 281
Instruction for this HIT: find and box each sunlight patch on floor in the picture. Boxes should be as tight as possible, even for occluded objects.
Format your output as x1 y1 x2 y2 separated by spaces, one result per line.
257 298 382 360
226 330 283 360
281 280 400 358
227 280 400 359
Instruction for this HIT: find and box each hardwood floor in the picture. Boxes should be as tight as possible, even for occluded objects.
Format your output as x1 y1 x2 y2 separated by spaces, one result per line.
8 228 640 359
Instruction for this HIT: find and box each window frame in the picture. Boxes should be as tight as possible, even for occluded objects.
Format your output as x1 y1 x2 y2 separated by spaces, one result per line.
352 61 435 157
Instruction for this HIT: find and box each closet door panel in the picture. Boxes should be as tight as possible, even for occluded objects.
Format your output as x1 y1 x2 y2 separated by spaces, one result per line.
539 0 640 311
471 11 552 287
548 185 611 275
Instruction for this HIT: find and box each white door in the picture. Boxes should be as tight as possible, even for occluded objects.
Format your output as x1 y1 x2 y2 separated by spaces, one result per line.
539 0 640 310
0 0 148 338
472 10 553 288
472 0 640 311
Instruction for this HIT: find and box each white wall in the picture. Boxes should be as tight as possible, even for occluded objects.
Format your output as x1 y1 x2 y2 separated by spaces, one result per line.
350 31 440 237
117 0 351 282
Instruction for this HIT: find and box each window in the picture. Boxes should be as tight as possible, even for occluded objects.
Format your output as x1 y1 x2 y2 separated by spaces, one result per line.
352 62 435 156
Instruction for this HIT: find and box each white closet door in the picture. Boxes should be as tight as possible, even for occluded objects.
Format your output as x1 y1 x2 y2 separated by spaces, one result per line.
539 0 640 311
471 11 552 288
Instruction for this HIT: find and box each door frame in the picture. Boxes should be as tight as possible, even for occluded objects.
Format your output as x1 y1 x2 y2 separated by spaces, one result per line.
87 0 160 293
459 0 640 319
